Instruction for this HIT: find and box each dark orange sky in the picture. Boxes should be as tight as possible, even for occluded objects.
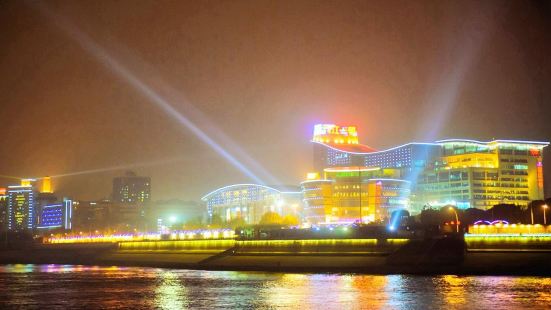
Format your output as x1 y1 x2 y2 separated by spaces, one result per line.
0 0 550 201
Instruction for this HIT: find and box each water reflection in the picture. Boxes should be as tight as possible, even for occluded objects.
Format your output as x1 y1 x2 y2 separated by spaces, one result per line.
0 265 550 309
440 275 469 307
155 270 188 309
352 275 388 309
264 274 311 308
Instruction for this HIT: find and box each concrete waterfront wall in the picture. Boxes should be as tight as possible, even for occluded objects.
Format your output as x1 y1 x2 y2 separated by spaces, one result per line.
119 239 235 252
2 236 551 274
117 238 410 254
108 238 409 272
465 235 551 251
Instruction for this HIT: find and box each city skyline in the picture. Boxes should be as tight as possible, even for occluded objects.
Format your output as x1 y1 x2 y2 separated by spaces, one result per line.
1 1 550 201
2 2 551 306
1 128 549 203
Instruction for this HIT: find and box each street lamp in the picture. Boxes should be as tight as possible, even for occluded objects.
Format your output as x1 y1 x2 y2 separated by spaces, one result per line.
358 167 363 224
543 204 548 225
530 203 535 225
449 207 459 233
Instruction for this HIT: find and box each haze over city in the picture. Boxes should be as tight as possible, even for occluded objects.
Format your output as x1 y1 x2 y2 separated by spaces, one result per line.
1 0 550 202
3 2 551 309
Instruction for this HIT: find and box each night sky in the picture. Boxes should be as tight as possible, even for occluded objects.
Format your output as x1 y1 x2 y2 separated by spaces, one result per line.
1 0 550 201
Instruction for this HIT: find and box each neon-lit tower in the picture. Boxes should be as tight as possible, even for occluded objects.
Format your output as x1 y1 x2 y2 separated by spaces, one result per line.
312 124 377 173
7 180 36 232
0 188 7 231
41 176 53 193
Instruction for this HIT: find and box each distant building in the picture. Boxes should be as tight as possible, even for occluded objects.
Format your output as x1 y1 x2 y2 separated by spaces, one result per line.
41 176 53 193
544 146 551 198
7 182 35 232
112 171 151 204
201 184 302 224
36 200 72 231
109 171 150 232
35 189 58 226
71 199 146 234
71 200 103 233
0 188 7 231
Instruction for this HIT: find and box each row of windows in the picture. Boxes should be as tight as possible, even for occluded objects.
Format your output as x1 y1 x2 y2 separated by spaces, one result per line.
473 189 529 195
501 158 528 163
472 183 528 188
499 149 528 156
473 195 530 201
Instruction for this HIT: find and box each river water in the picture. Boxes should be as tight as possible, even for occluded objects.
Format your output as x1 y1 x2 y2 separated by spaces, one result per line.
0 264 550 309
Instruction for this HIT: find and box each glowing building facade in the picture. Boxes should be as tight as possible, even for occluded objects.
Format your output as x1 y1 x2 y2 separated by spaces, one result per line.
0 188 7 231
7 184 35 231
416 139 547 210
36 200 73 231
41 176 53 193
301 167 411 224
306 124 548 221
201 184 302 224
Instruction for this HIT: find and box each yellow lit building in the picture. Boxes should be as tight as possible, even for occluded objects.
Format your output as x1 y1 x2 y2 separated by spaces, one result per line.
417 139 547 210
309 124 548 213
301 167 411 225
0 188 7 231
312 124 360 145
41 176 53 193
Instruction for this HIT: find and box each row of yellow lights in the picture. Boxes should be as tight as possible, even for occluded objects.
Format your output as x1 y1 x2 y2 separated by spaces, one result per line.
168 230 235 240
46 230 235 244
47 234 160 244
469 224 551 235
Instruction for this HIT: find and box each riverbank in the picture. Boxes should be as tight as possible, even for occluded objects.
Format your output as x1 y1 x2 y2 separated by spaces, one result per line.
1 237 551 275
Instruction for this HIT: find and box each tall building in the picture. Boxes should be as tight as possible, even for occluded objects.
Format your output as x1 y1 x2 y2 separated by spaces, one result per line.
544 146 551 198
35 177 59 230
110 172 150 232
112 171 151 204
0 188 7 231
41 176 53 193
201 184 302 224
307 124 549 219
7 182 35 232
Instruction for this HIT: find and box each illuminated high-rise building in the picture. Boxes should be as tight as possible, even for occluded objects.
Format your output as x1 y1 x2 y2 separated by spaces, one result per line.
41 176 53 193
112 171 151 204
308 123 549 217
312 124 440 180
7 183 35 232
35 177 58 227
0 188 7 231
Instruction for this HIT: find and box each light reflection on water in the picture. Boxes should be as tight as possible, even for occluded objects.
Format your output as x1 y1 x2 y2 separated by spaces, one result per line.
156 270 188 309
0 264 550 309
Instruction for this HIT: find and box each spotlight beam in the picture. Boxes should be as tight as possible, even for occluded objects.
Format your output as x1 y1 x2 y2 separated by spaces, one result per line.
30 2 270 185
47 157 186 179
